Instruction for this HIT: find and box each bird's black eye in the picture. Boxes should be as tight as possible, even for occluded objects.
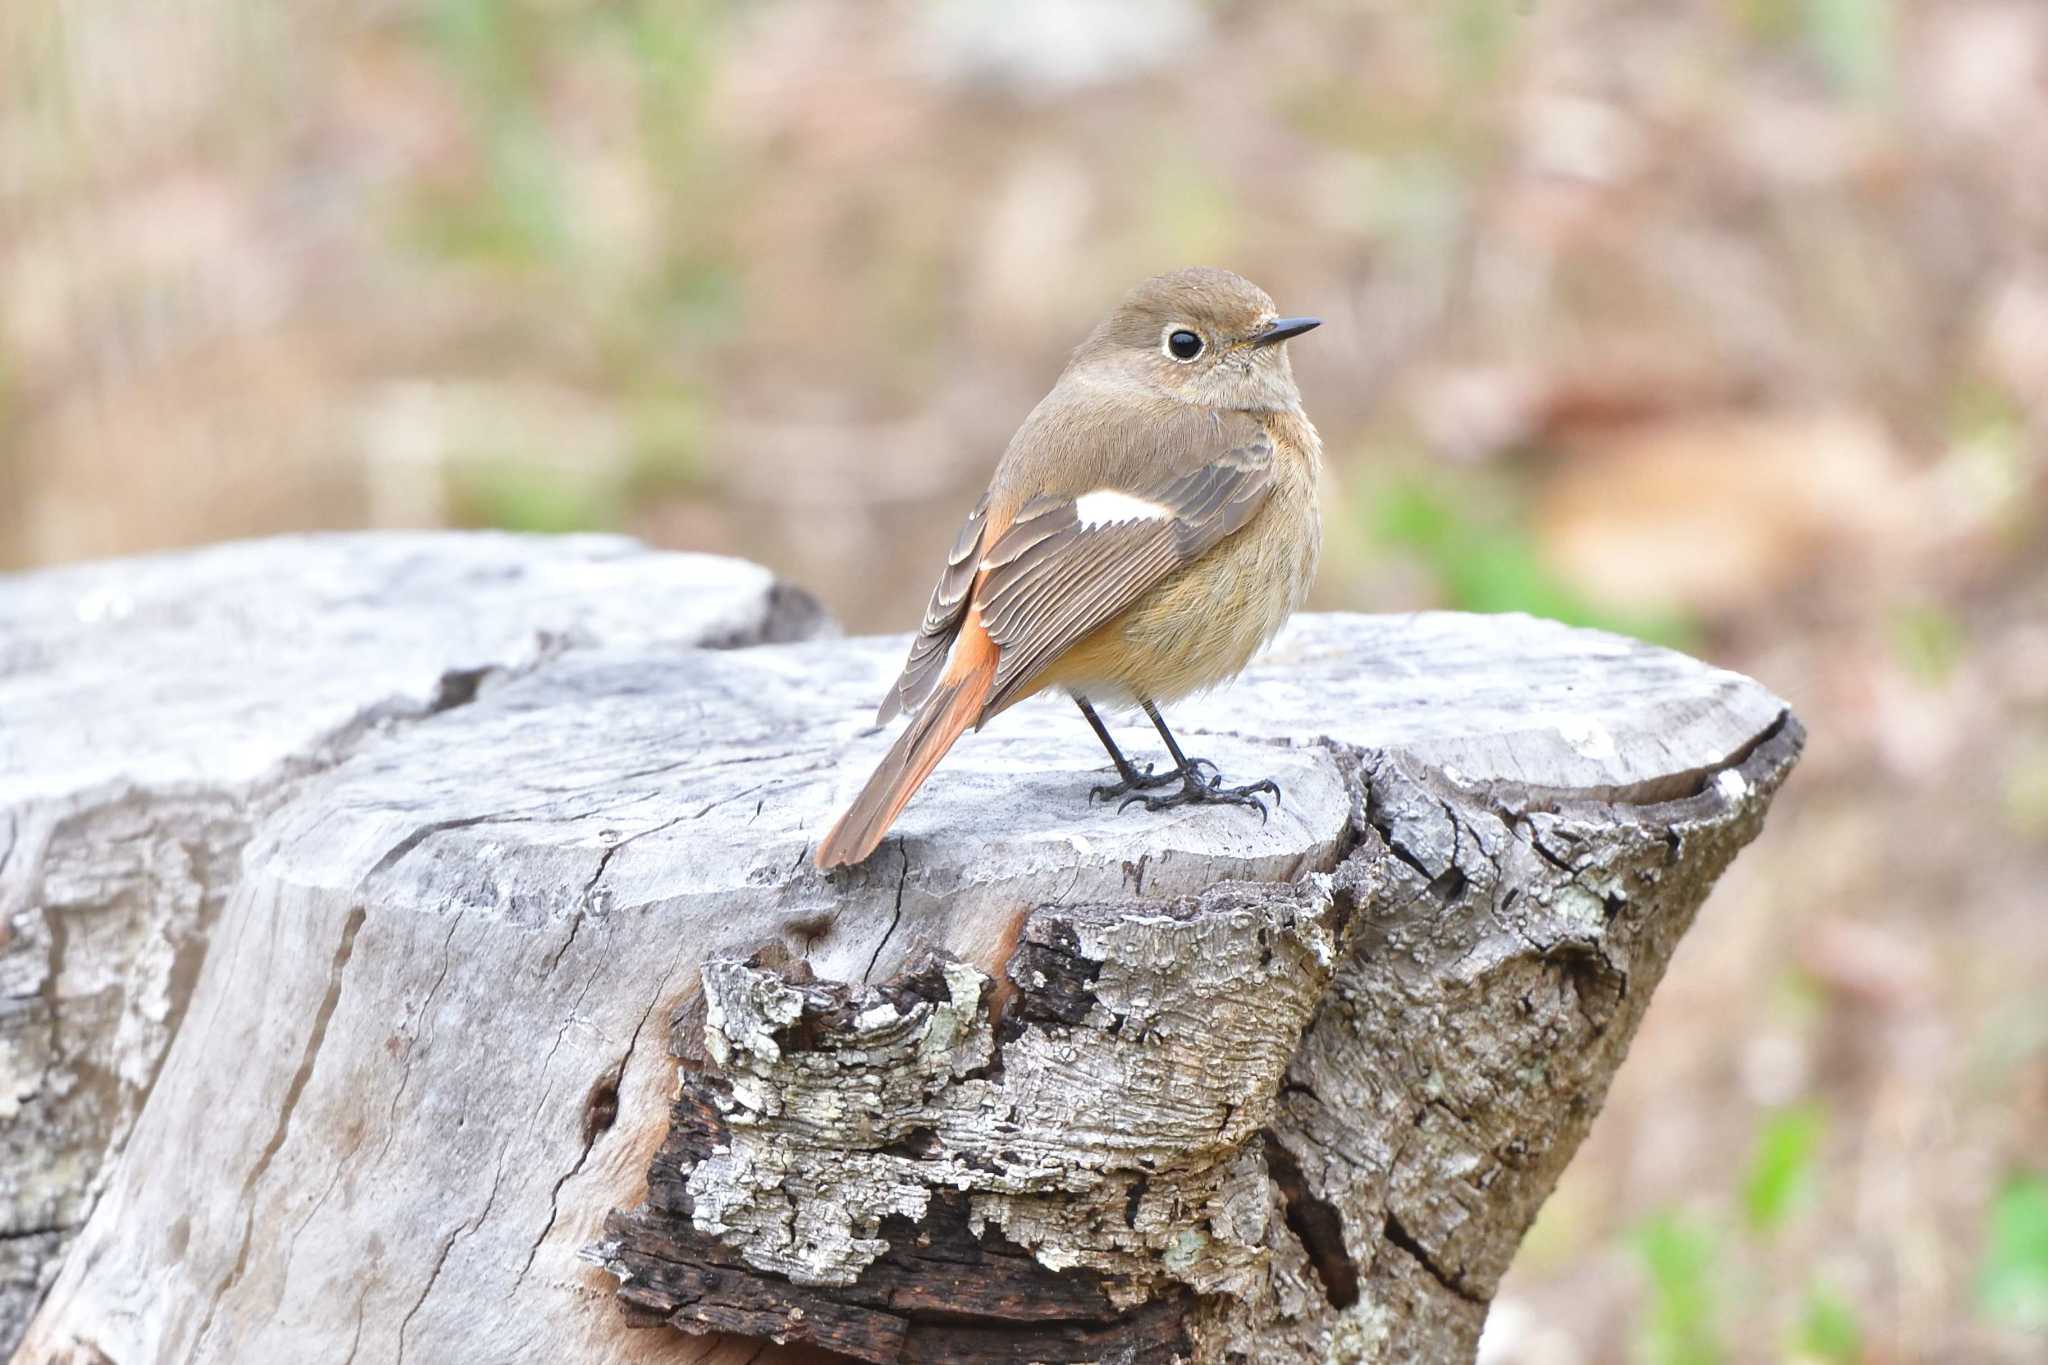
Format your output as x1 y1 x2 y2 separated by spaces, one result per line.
1167 329 1203 361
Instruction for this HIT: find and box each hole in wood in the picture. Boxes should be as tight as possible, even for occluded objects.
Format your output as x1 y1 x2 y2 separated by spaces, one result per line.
583 1073 620 1146
1262 1130 1359 1308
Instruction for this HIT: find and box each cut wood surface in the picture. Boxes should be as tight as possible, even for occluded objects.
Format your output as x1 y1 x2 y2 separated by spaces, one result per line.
0 533 826 1355
4 534 1801 1364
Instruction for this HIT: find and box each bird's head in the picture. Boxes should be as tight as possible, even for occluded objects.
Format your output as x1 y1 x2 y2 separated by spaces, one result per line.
1071 267 1319 412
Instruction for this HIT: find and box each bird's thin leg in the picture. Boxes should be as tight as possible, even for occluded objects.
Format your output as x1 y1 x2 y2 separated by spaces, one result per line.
1139 701 1230 790
1075 696 1180 802
1114 700 1281 820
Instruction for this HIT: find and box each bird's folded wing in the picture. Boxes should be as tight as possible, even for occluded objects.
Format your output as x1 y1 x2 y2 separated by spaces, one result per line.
976 433 1274 715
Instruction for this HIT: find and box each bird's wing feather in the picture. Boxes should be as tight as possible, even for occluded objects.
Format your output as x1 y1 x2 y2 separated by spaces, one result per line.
877 490 991 724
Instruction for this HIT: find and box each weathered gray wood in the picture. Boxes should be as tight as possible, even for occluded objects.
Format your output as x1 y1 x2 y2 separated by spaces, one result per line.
6 536 1798 1364
0 533 828 1354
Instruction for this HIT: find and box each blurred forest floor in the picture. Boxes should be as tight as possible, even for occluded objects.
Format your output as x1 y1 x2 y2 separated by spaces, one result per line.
3 2 2046 1361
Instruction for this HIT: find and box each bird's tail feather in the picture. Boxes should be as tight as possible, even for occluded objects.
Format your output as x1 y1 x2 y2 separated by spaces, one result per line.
814 633 995 869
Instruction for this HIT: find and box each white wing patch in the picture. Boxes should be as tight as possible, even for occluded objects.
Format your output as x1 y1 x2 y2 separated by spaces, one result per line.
1073 489 1173 528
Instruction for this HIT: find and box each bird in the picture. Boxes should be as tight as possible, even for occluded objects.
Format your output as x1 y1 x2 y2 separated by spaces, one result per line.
814 267 1322 871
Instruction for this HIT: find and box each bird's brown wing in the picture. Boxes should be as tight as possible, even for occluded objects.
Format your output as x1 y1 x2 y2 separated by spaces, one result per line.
975 429 1274 715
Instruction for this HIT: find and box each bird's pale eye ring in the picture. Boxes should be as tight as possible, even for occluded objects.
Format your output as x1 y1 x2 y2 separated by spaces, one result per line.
1164 327 1204 362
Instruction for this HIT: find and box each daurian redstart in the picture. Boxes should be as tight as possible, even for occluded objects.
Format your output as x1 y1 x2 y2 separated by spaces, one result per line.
816 267 1322 870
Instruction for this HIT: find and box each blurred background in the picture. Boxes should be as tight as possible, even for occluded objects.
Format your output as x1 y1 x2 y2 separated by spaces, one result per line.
3 1 2044 1359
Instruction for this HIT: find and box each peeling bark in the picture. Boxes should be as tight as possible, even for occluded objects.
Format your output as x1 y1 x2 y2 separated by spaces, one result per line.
5 538 1798 1365
601 876 1344 1360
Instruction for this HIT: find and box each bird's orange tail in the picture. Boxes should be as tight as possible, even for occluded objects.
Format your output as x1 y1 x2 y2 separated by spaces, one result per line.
814 628 996 869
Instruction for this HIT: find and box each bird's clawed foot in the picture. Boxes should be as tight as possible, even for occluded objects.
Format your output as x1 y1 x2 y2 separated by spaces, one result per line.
1073 697 1272 823
1090 757 1217 804
1116 764 1281 822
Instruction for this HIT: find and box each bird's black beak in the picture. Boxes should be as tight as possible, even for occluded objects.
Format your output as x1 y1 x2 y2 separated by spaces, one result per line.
1253 316 1321 347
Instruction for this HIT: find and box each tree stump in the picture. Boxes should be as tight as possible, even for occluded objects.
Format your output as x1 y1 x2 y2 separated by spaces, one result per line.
4 535 1801 1364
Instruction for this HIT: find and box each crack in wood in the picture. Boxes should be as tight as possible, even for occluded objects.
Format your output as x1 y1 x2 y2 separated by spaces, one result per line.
363 813 531 882
520 942 687 1291
425 665 496 713
0 1225 69 1243
340 1281 370 1365
374 917 462 1171
1381 1211 1482 1306
859 840 912 986
604 1186 1195 1363
397 1153 506 1364
194 902 367 1355
38 885 68 1059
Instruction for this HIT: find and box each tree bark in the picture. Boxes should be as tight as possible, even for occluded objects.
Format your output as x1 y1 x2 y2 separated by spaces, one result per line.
4 535 1799 1364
